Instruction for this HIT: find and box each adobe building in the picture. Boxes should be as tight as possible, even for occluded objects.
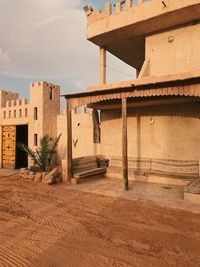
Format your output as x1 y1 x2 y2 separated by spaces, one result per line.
63 0 200 189
0 82 60 169
0 82 96 170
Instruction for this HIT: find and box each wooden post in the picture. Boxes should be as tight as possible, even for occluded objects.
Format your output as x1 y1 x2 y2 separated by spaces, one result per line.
122 97 129 191
99 47 106 84
66 100 72 182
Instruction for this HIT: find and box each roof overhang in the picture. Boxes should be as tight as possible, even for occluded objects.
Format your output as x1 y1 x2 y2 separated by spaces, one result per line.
63 76 200 110
86 0 200 69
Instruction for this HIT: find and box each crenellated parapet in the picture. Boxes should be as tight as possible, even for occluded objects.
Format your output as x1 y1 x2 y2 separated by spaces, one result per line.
30 81 60 91
0 89 19 108
85 0 152 24
85 0 200 41
5 97 28 108
84 0 200 84
1 95 29 120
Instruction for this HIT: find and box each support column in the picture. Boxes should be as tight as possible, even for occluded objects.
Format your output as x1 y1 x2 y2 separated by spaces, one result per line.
99 47 106 84
122 97 129 191
136 69 140 78
66 100 72 183
0 125 2 168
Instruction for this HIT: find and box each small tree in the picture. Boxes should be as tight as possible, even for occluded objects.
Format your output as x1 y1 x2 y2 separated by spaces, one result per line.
18 134 61 172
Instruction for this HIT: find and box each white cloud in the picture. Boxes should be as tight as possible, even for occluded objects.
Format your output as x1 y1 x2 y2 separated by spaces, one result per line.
33 15 66 29
0 48 11 72
0 0 134 91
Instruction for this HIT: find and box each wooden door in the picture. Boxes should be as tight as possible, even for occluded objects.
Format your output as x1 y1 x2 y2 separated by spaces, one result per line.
2 126 16 169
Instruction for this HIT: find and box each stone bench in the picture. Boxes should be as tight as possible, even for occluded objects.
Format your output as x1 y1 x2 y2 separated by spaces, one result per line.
72 156 106 182
107 157 199 180
107 157 151 176
148 159 199 179
184 178 200 203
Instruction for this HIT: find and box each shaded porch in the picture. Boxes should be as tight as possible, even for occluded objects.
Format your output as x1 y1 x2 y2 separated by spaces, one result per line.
63 76 200 190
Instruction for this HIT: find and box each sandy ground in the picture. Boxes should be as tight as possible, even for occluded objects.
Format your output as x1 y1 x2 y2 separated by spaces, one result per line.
67 177 200 212
1 176 200 267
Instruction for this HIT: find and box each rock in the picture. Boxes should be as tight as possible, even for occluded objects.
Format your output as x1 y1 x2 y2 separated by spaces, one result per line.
29 165 40 172
71 178 80 185
20 169 30 176
27 174 35 180
42 174 54 185
55 176 62 184
29 171 35 175
48 168 60 177
34 173 42 183
19 173 25 179
20 168 27 171
59 174 63 183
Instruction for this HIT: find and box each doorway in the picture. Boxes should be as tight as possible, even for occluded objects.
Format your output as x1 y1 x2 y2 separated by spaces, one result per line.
15 125 28 169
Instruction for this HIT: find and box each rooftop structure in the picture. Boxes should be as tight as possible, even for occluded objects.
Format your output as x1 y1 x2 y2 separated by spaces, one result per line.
63 0 200 190
83 0 200 91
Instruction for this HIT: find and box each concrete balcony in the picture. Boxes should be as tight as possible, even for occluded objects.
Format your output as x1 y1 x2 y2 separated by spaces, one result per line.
85 0 200 70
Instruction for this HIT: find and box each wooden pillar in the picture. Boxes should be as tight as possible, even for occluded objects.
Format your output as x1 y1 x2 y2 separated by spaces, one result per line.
99 47 106 84
0 125 2 168
66 100 72 182
122 97 129 191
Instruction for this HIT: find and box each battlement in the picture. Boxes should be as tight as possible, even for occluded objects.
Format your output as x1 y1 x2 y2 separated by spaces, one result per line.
85 0 200 47
86 0 200 25
0 89 19 108
1 102 29 120
5 97 28 108
85 0 151 23
30 81 60 90
85 0 200 72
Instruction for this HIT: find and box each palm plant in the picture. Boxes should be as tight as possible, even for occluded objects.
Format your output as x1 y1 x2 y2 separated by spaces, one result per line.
17 134 61 172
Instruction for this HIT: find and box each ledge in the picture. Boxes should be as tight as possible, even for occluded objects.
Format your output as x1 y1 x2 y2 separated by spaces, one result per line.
86 70 200 92
87 0 200 41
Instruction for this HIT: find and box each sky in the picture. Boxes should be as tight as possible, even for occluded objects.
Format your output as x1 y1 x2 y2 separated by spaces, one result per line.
0 0 135 103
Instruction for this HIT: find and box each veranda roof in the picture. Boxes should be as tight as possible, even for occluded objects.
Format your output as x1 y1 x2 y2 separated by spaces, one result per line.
63 76 200 110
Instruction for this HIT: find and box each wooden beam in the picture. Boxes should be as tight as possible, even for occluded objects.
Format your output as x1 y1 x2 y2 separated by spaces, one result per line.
88 96 200 110
66 100 72 182
122 97 129 191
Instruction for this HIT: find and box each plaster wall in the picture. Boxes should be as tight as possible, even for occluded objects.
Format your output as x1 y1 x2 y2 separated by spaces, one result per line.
72 108 101 159
29 82 60 153
57 107 101 164
29 83 45 153
0 83 97 169
146 24 200 77
57 112 67 164
43 83 60 140
0 91 29 168
101 103 200 161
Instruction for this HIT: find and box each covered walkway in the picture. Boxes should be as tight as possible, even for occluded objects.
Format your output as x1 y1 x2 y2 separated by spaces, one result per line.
63 75 200 190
